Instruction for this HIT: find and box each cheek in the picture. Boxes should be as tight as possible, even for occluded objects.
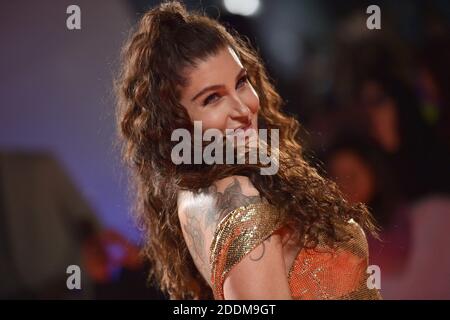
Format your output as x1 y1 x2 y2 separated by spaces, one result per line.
184 104 227 131
195 108 229 132
245 85 260 114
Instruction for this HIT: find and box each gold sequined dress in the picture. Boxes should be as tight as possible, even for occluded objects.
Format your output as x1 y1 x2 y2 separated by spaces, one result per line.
209 202 382 300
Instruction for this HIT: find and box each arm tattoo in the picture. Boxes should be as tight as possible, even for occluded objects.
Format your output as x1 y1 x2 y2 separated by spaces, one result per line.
249 236 271 261
250 226 299 262
211 177 263 224
183 206 209 279
183 210 205 262
181 177 266 278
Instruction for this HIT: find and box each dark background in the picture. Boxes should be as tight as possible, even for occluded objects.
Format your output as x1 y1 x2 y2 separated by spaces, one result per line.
1 0 449 299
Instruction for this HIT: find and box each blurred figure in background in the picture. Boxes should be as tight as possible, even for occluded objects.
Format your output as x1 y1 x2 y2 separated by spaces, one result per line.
324 133 450 299
0 151 99 299
324 134 401 229
324 134 409 275
358 72 450 201
0 151 165 299
416 36 450 152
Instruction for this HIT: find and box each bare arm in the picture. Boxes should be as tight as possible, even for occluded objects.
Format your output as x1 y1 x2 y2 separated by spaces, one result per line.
223 231 292 300
177 176 261 285
178 176 292 299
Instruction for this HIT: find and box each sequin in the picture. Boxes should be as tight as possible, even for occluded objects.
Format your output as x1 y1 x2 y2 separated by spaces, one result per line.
209 202 382 300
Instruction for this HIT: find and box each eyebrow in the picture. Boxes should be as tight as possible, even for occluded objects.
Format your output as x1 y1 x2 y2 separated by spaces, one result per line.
190 68 247 102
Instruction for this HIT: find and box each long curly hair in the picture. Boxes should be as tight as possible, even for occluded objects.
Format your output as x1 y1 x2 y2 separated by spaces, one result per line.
116 0 378 300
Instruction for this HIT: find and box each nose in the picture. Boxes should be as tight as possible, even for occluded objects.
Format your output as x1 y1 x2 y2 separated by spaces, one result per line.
230 96 251 122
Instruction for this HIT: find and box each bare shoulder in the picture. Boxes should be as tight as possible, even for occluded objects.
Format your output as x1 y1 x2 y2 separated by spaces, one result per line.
212 175 264 223
177 176 264 285
177 175 263 231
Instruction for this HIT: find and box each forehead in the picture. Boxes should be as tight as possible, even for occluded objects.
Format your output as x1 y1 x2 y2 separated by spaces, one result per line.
181 46 243 93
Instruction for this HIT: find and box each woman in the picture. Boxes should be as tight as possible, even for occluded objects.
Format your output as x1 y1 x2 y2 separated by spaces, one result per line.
116 1 381 300
359 75 450 201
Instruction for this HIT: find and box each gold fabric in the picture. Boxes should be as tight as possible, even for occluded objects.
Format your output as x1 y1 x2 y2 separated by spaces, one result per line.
209 202 382 300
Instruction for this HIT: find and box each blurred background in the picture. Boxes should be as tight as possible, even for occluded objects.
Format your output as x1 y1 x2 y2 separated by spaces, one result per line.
0 0 449 299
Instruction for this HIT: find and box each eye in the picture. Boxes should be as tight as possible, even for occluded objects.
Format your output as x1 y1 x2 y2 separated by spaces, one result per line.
203 93 220 106
236 74 249 88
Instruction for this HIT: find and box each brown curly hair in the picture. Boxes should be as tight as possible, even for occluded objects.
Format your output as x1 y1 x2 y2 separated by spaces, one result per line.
116 0 378 300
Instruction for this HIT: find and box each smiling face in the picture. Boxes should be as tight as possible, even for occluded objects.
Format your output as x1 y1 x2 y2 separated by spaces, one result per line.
178 46 260 134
